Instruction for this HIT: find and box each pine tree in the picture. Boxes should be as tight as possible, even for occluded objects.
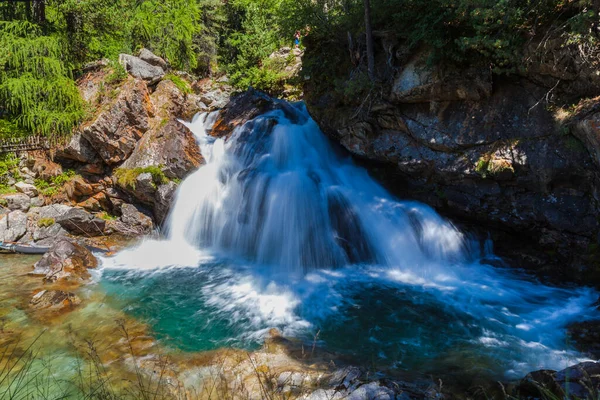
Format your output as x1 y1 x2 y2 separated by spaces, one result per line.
0 20 83 139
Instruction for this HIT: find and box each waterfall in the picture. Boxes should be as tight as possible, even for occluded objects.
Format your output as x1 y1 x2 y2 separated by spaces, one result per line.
102 100 599 378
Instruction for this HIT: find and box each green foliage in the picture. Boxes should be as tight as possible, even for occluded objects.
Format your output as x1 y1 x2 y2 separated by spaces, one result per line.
34 169 76 197
0 20 84 138
105 61 128 85
37 218 55 228
97 211 118 221
0 153 20 188
165 73 192 94
114 166 169 189
128 0 200 70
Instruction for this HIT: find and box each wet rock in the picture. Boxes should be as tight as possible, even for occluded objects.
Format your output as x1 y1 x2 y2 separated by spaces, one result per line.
120 203 153 234
15 182 38 197
81 78 151 165
30 290 81 311
119 54 165 84
56 208 106 237
517 362 600 399
3 193 31 212
31 238 97 282
567 320 600 359
154 181 178 225
0 211 28 242
138 48 168 70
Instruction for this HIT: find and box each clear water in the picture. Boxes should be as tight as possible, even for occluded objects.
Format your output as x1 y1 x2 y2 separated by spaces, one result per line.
100 101 600 381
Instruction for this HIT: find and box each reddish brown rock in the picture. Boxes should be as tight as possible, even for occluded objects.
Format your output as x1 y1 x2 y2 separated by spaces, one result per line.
30 238 98 283
81 78 152 165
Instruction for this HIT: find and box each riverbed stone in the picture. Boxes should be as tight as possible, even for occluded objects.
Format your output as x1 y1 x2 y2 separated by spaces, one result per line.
31 238 97 282
30 290 82 311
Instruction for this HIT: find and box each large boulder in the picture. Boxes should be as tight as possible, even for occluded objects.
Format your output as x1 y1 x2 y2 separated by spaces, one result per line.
138 48 168 71
0 211 28 242
119 54 165 84
119 203 154 234
517 362 600 399
81 78 152 165
56 208 106 237
121 120 203 180
56 132 100 164
31 238 98 282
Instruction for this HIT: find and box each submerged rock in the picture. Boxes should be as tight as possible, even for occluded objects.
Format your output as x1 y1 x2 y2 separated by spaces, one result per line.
31 238 97 282
30 290 81 311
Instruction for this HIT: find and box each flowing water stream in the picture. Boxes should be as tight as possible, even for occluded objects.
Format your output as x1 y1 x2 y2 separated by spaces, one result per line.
98 101 599 382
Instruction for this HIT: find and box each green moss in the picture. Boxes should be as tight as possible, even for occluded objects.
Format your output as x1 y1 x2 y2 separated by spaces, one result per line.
164 73 192 94
475 157 491 177
0 198 7 207
37 217 55 228
97 211 118 221
114 166 169 190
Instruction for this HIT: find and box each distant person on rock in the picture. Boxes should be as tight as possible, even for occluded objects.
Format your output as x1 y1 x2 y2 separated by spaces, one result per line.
294 30 301 48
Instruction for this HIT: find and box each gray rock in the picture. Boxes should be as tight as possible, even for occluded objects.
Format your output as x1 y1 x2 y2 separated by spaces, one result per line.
37 204 73 220
138 48 168 70
154 181 178 225
119 54 165 84
3 193 31 212
33 221 68 243
56 132 99 164
56 208 106 237
0 211 28 242
120 203 154 234
15 182 38 197
30 197 45 207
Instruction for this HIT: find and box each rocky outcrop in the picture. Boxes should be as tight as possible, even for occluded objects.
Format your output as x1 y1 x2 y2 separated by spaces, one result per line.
80 78 152 165
31 238 97 282
304 44 600 279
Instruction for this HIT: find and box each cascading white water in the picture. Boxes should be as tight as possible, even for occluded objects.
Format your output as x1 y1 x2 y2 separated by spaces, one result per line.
103 100 599 378
167 103 468 275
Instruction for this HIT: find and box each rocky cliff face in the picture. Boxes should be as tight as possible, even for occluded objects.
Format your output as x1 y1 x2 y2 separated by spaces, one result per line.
304 44 600 281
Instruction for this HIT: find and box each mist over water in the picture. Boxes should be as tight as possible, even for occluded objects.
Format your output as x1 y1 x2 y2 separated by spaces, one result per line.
101 101 599 379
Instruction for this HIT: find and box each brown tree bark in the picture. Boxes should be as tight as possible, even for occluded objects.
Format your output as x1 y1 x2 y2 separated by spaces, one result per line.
363 0 375 80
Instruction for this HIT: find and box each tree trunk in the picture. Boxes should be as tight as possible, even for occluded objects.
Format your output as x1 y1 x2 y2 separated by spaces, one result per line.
32 0 45 25
594 0 600 36
363 0 375 80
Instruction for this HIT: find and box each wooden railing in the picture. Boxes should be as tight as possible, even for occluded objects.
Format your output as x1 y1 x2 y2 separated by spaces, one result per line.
0 136 51 154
